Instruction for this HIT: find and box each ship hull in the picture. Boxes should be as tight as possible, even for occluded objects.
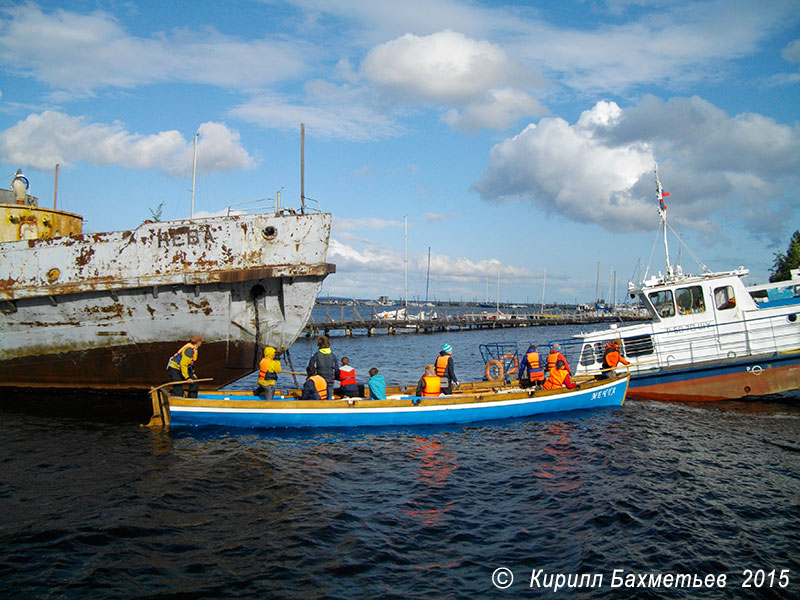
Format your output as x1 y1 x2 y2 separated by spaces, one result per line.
625 351 800 402
1 211 334 392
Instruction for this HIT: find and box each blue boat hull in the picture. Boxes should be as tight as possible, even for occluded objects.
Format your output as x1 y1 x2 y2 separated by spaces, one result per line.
167 377 628 429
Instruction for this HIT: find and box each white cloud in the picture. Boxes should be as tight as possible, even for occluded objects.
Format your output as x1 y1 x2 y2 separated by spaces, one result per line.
0 5 307 91
329 237 532 281
510 0 799 93
783 39 800 65
334 217 402 232
363 30 529 103
361 30 546 131
473 97 800 241
229 90 404 141
0 111 256 175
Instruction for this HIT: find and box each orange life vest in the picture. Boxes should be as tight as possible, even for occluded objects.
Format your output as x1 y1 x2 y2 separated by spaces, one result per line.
546 350 567 372
543 368 569 390
340 366 357 387
422 375 441 397
526 351 544 381
603 344 628 368
435 355 449 376
310 374 328 400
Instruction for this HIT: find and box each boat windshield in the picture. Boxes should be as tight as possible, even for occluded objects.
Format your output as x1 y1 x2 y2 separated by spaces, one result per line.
647 289 675 319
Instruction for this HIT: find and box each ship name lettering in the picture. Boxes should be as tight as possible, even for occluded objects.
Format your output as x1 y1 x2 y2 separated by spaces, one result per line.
155 226 216 248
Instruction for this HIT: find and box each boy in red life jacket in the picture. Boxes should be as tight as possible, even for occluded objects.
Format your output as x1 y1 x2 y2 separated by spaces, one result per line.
336 357 364 398
600 339 629 379
542 360 577 390
415 364 442 397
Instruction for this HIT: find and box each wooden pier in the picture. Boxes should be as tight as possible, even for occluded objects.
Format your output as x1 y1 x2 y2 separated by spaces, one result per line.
304 305 648 337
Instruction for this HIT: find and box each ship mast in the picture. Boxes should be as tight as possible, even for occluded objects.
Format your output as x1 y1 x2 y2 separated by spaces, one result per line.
654 164 672 278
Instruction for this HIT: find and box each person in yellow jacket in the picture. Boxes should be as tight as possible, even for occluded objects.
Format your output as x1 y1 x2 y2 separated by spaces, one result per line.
167 335 203 397
255 346 282 400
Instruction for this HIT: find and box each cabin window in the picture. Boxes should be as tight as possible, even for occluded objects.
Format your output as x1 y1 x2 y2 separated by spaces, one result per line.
676 285 706 315
623 335 655 358
648 290 675 318
714 285 736 310
579 344 596 366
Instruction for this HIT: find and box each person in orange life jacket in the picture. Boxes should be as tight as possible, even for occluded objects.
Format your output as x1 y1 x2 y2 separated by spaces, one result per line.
336 357 364 398
308 335 339 400
435 343 459 394
166 335 203 397
254 346 281 400
543 360 577 390
545 343 570 375
518 344 545 389
301 366 329 400
415 364 442 397
600 339 629 379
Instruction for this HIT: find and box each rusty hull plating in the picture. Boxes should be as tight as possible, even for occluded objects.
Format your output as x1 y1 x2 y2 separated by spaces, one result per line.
0 207 334 392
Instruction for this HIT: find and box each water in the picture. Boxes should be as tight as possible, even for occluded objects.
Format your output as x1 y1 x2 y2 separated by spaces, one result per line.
2 325 799 599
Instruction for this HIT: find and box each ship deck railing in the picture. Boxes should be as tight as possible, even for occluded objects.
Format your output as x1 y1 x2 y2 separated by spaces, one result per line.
226 197 323 216
553 310 800 374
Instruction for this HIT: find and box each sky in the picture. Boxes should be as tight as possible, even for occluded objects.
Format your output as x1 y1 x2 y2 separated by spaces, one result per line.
1 0 798 305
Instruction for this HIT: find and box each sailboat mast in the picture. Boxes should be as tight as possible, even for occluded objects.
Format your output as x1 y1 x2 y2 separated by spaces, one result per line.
404 216 408 308
541 267 547 313
496 264 500 316
425 246 431 304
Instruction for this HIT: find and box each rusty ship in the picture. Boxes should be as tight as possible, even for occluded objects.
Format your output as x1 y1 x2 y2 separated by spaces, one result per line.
0 170 334 394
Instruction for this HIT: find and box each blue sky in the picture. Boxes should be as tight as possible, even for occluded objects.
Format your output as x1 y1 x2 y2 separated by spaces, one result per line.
1 0 798 304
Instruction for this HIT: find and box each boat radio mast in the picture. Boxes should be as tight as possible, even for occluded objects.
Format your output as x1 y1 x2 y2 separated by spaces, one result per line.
655 164 671 277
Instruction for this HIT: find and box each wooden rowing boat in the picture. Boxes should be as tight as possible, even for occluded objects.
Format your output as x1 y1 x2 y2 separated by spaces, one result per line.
145 374 629 429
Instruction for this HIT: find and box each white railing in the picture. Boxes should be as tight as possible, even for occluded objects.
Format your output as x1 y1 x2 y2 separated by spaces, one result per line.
561 311 799 374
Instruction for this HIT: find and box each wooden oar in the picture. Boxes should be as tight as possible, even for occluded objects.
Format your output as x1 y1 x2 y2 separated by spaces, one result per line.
148 377 214 393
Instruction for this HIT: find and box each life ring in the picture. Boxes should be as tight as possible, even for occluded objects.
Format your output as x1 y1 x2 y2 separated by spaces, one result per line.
503 353 519 375
485 360 504 381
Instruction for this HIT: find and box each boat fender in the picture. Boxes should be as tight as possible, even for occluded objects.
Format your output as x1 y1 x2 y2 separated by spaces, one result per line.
484 359 504 381
503 353 519 375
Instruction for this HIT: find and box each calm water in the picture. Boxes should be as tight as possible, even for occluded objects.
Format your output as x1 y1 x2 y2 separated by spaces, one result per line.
2 325 799 599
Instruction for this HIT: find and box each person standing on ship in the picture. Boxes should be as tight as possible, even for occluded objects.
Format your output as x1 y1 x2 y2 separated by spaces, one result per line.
600 339 629 379
167 335 203 398
519 344 545 389
308 335 339 400
254 346 281 400
435 343 459 395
